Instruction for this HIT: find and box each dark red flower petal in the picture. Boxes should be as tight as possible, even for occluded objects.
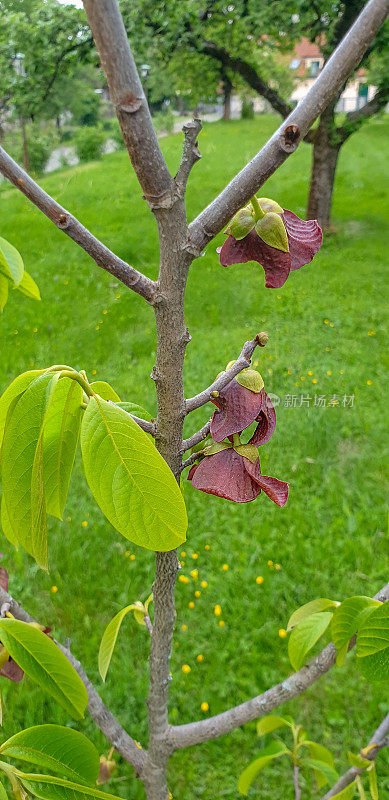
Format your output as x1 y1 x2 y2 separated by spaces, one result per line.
244 458 289 507
0 658 24 682
249 390 276 446
187 464 198 481
190 449 260 503
219 231 291 289
211 379 264 442
283 210 322 271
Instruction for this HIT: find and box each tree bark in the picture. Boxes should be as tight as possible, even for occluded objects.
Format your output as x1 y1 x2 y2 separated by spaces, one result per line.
306 106 341 230
222 72 232 120
20 115 29 173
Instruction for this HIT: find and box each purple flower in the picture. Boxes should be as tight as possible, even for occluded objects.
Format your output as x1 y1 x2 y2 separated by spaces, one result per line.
211 381 276 444
188 447 288 506
218 198 322 288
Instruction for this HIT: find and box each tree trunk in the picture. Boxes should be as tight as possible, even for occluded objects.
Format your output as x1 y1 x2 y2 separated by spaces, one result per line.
306 107 340 230
20 115 30 173
222 73 232 120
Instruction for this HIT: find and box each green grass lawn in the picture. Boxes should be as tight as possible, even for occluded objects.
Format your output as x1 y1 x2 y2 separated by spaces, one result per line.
0 115 388 799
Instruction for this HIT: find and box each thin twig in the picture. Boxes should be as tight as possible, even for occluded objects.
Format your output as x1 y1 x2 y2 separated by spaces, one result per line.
187 0 388 254
174 119 202 195
182 420 211 454
321 714 389 799
180 452 201 472
185 332 268 414
0 586 147 777
293 765 301 800
167 583 389 751
127 414 155 437
0 146 157 304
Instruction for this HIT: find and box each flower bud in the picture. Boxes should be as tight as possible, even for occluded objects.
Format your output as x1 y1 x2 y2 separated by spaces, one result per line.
255 212 289 252
97 752 116 785
225 207 255 240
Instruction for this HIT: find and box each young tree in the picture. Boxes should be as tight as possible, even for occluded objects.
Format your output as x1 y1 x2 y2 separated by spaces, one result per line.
0 1 387 799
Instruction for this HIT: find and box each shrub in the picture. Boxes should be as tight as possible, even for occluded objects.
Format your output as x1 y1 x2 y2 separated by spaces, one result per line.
153 109 175 135
24 133 51 174
241 98 254 119
74 127 105 162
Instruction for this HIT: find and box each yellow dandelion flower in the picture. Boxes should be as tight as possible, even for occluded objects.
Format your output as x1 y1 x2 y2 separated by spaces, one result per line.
13 330 18 335
50 586 58 594
325 347 330 352
95 326 100 331
329 323 334 327
275 564 281 571
116 294 121 299
268 368 272 375
204 544 210 551
103 310 108 315
190 569 198 580
327 371 332 376
267 560 273 567
189 601 195 609
181 624 188 632
214 604 222 616
218 620 225 628
33 327 38 333
130 554 136 561
312 379 318 384
182 664 191 674
178 575 189 584
254 360 258 367
324 319 329 324
368 330 375 336
278 629 287 639
181 551 186 558
367 380 372 385
339 370 343 374
201 581 208 589
195 590 201 598
222 564 229 571
308 370 313 376
66 516 71 522
92 369 97 375
256 576 264 585
201 702 209 712
287 369 292 375
125 551 130 557
191 552 199 560
81 520 88 528
196 654 204 662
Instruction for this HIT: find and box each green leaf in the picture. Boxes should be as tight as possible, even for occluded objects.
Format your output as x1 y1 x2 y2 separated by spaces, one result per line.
331 597 380 666
203 442 231 456
235 369 264 393
238 741 289 795
305 742 336 789
255 212 289 252
367 763 378 800
0 620 88 720
287 599 339 632
15 271 41 301
80 398 187 551
0 371 45 455
0 781 8 800
98 605 138 682
18 773 122 800
0 277 8 312
256 715 293 736
299 757 338 785
347 752 371 769
356 775 367 800
356 602 389 682
234 444 259 463
0 726 99 784
1 373 55 568
0 237 24 286
42 378 83 519
90 382 120 402
330 782 357 799
288 612 332 671
0 496 18 548
116 401 153 422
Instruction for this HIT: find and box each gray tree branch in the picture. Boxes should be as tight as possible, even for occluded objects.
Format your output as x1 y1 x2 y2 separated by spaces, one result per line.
0 146 156 304
188 0 389 254
174 119 202 196
167 583 389 751
322 713 389 799
181 421 212 454
82 0 173 207
185 332 268 414
0 586 147 778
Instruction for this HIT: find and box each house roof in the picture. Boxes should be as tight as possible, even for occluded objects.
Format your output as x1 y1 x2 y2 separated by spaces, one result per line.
294 37 323 59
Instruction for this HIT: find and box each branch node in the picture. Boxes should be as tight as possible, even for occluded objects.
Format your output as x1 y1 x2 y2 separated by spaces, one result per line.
279 124 301 153
174 118 203 195
255 331 269 347
58 212 70 229
118 92 143 114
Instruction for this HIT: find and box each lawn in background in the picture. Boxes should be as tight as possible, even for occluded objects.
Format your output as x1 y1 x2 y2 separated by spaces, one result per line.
0 115 387 799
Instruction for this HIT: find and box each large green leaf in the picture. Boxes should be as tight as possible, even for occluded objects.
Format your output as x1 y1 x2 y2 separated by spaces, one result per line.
356 602 389 682
0 726 99 784
0 495 18 548
367 764 378 800
302 742 336 789
287 598 338 632
15 271 40 301
0 237 24 286
42 378 83 519
0 276 8 312
238 741 289 795
331 597 380 666
288 612 332 671
18 773 121 800
90 382 120 403
256 715 293 736
0 371 44 455
0 620 88 720
80 398 187 551
98 604 138 682
299 757 338 786
1 373 55 568
0 780 8 800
